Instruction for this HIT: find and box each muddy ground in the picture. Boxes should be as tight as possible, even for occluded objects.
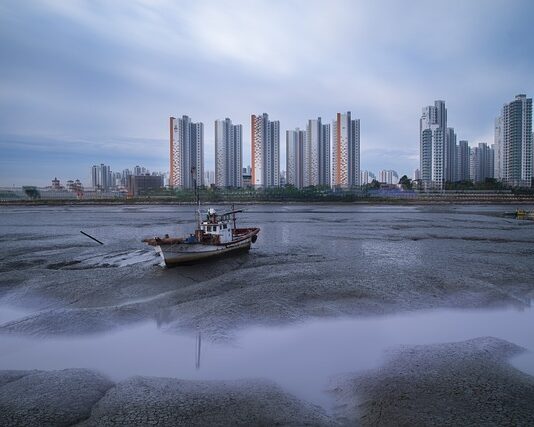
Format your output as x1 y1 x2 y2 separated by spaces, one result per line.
1 204 533 425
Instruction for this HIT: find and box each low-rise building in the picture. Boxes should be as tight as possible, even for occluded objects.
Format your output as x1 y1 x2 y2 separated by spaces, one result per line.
127 175 164 196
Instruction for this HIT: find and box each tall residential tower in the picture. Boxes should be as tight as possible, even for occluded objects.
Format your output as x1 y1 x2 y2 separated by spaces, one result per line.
456 140 470 182
419 100 457 188
498 94 532 187
170 116 204 188
305 118 331 187
91 164 112 191
286 128 306 188
251 113 280 187
332 111 360 188
215 118 243 188
470 143 495 183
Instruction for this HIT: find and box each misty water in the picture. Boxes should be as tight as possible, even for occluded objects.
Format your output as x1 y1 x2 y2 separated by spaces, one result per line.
1 204 533 409
1 306 534 409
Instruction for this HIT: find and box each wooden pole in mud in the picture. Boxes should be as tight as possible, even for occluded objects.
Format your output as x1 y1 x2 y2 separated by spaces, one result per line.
80 230 104 245
195 332 201 370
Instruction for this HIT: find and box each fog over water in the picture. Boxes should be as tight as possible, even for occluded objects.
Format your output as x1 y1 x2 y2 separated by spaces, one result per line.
0 204 533 409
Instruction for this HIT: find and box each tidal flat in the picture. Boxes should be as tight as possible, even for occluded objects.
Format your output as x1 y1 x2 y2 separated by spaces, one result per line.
1 204 533 425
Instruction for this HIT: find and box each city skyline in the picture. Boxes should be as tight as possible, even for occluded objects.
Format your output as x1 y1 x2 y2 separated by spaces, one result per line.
1 1 533 186
9 94 531 190
418 97 509 189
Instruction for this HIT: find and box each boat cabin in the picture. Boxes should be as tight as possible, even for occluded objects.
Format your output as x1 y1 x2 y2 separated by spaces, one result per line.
199 208 235 244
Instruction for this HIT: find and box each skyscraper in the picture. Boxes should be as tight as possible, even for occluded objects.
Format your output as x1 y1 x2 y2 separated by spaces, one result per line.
204 170 215 186
498 94 532 187
420 126 433 184
91 164 112 191
251 113 280 187
420 100 457 188
305 118 330 187
446 127 457 182
170 116 204 188
332 111 360 188
432 127 446 185
456 140 470 182
215 118 243 188
361 170 376 185
286 129 305 188
493 116 504 180
470 143 495 183
378 169 399 185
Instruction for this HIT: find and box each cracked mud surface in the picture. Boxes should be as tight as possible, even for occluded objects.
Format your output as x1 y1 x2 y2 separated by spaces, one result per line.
1 205 534 425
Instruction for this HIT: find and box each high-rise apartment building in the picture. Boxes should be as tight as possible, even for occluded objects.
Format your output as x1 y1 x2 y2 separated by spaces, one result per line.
431 127 446 185
378 169 399 185
420 127 433 184
456 140 470 182
286 128 306 188
420 100 457 188
305 118 330 187
332 111 360 188
170 115 204 188
204 170 215 186
420 102 444 185
498 94 532 187
446 128 457 182
251 113 280 187
470 143 494 183
361 170 376 185
91 164 112 191
215 118 242 188
493 117 504 180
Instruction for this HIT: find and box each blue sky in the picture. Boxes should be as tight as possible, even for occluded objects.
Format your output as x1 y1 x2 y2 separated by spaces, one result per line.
1 0 533 186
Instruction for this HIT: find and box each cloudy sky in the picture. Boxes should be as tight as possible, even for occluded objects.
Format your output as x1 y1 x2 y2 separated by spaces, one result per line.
1 0 533 186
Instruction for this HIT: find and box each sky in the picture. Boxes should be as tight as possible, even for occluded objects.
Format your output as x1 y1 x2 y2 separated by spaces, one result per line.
1 0 533 186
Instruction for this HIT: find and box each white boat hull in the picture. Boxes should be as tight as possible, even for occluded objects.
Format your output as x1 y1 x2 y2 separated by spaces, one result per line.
156 236 252 267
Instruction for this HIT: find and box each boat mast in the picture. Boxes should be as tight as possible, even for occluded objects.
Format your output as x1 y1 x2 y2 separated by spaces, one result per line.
192 166 200 229
232 203 237 230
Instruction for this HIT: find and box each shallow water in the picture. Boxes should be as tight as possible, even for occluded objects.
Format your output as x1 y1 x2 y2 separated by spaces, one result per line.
1 204 534 409
0 306 533 409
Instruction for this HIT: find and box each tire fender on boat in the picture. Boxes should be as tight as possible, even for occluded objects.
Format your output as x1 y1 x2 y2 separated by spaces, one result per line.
251 234 257 243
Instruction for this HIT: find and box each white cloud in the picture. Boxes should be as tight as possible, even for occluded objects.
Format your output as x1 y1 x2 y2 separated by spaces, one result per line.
1 0 533 183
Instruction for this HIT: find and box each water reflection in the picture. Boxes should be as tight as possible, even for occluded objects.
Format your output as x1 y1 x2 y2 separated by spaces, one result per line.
1 306 533 410
195 332 201 370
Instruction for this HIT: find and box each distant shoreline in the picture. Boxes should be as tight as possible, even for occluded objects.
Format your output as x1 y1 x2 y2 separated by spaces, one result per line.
1 197 534 206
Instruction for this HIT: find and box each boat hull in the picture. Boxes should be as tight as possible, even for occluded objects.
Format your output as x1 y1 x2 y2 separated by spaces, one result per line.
156 236 253 267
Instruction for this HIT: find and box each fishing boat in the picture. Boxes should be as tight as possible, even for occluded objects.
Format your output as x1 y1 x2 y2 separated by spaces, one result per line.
143 207 260 267
143 167 259 267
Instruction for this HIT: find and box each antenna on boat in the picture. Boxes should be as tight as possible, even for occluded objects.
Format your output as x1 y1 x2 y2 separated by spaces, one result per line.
191 166 200 228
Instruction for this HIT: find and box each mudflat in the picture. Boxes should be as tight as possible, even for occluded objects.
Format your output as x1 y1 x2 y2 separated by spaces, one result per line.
0 204 533 425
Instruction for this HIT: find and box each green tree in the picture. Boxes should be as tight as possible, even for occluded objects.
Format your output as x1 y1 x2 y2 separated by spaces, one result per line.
23 186 40 200
398 175 412 190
